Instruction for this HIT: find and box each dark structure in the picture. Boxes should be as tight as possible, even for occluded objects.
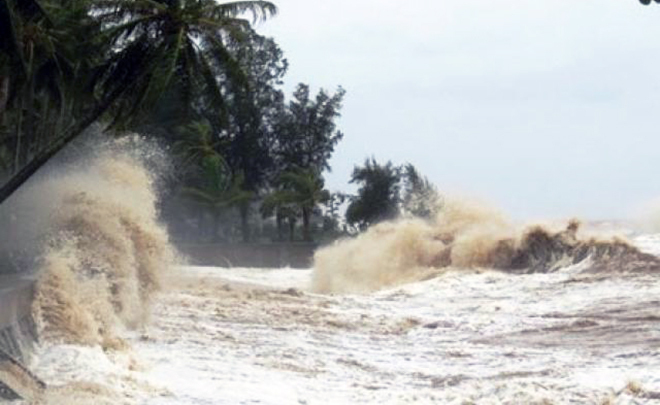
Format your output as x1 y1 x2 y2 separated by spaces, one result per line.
0 274 44 400
177 242 317 269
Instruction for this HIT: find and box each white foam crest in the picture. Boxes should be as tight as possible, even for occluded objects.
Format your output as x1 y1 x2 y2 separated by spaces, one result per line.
27 137 177 348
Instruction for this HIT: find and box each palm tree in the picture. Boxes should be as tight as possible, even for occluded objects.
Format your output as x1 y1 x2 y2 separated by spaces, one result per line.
0 0 99 181
174 119 257 241
174 119 226 171
0 0 50 166
0 0 47 100
180 155 252 241
0 0 277 205
91 0 277 128
263 169 329 242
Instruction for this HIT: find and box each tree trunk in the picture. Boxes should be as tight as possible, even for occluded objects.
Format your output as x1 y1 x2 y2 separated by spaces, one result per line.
239 203 251 243
0 75 9 125
197 208 206 242
302 206 312 242
213 210 222 242
288 217 296 242
276 209 285 241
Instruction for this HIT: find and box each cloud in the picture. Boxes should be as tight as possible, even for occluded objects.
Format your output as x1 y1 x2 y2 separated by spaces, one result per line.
260 0 660 219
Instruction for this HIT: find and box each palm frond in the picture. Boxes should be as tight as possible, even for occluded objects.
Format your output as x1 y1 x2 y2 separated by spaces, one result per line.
208 1 277 24
140 27 185 107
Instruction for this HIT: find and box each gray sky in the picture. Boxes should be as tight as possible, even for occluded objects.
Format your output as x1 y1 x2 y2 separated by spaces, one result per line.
259 0 660 220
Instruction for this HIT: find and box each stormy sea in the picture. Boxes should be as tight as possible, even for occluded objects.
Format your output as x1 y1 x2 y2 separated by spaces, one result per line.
3 137 660 404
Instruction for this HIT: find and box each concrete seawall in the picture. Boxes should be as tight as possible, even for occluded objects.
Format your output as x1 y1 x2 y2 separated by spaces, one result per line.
0 274 41 400
177 243 317 269
0 275 36 361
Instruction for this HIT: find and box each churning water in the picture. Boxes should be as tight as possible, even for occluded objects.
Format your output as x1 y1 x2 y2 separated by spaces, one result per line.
5 137 660 404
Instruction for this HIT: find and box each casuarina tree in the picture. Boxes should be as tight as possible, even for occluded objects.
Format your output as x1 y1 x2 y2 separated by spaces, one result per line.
346 158 402 231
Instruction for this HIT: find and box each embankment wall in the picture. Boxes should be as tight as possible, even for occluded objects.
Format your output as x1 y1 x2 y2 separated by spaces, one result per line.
177 243 317 269
0 275 37 362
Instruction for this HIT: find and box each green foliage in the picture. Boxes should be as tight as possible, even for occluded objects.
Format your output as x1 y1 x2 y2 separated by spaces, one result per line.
177 138 253 242
346 159 442 231
0 0 351 246
319 191 349 238
0 0 277 205
263 169 327 211
181 170 252 212
274 83 345 173
401 163 442 219
224 33 288 193
262 168 330 241
346 158 402 231
157 31 289 243
91 0 277 128
247 83 346 242
174 120 227 173
0 0 86 170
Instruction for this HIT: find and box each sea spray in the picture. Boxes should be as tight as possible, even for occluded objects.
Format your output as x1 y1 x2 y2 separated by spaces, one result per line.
312 199 513 293
313 199 660 293
24 137 177 348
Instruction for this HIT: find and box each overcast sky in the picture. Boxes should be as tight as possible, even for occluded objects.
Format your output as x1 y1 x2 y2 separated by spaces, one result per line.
259 0 660 220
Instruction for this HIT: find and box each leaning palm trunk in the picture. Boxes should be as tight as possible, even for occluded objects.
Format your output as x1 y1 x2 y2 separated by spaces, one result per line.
0 0 278 206
0 82 129 204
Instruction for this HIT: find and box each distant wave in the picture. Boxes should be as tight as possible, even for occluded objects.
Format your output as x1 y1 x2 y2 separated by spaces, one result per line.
313 200 660 293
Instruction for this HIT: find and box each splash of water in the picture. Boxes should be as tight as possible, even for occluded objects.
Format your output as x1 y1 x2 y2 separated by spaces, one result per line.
313 199 660 293
25 137 177 348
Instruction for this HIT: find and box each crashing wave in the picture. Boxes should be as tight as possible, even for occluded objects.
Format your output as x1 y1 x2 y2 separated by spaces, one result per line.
313 201 660 293
20 136 177 348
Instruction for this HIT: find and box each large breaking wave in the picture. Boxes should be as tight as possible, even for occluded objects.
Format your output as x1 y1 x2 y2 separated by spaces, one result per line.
313 200 660 293
4 135 177 349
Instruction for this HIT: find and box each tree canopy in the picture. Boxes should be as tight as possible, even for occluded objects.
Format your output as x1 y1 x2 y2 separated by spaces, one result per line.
0 0 352 244
345 159 442 232
346 158 402 231
273 84 345 174
0 0 277 204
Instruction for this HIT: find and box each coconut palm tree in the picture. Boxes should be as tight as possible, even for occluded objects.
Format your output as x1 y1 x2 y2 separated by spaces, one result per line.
180 155 253 242
0 0 277 205
263 169 329 242
174 119 227 172
91 0 277 128
0 0 50 166
0 0 97 172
